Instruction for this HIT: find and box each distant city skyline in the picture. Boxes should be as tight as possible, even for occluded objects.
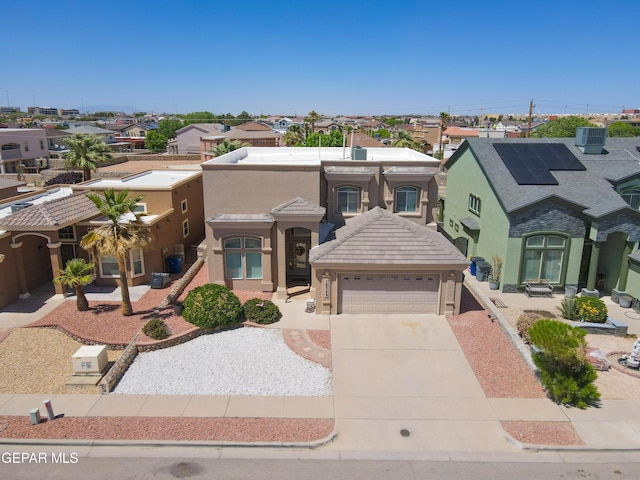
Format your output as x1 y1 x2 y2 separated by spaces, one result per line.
2 1 638 117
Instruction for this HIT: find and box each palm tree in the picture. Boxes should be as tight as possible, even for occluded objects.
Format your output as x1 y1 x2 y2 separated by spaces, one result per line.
53 258 95 311
282 129 304 146
305 110 320 135
391 129 423 152
437 112 451 160
80 190 152 316
64 133 112 181
209 139 249 156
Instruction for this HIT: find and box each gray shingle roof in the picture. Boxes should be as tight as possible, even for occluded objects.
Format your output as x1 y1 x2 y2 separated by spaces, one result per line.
451 137 640 218
310 207 469 266
271 197 326 216
0 193 98 230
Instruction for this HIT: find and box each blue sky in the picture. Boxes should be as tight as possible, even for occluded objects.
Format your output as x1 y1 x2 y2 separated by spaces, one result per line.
2 0 638 116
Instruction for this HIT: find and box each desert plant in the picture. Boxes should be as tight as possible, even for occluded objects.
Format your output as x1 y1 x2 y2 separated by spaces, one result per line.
575 296 608 323
558 297 580 320
516 312 540 344
243 298 281 325
182 284 242 328
142 318 170 340
529 319 600 409
53 258 95 311
489 255 503 282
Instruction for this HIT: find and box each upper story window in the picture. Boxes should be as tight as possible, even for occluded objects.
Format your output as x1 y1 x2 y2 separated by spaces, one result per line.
395 186 419 213
337 186 359 213
58 226 76 240
181 199 188 213
468 193 481 216
133 203 147 213
621 188 640 210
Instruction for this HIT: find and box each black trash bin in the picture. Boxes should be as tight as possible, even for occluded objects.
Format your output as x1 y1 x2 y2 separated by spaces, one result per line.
469 256 484 276
475 261 491 282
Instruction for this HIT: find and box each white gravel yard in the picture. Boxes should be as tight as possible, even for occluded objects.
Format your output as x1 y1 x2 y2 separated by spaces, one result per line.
113 327 333 396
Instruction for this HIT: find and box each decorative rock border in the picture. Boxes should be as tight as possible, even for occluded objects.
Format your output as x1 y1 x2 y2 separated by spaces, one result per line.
606 351 640 379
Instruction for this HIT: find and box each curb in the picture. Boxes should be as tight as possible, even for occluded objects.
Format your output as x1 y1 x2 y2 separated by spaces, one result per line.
0 425 338 450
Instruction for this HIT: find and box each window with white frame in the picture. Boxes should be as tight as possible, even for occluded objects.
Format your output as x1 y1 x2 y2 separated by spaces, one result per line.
468 193 481 216
99 253 119 277
621 188 640 210
133 203 147 213
395 186 419 212
57 226 76 240
130 248 144 276
520 234 567 284
182 219 189 238
181 199 188 213
224 237 262 279
336 186 359 213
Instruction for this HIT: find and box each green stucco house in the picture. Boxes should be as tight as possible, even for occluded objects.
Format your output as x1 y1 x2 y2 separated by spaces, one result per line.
441 131 640 304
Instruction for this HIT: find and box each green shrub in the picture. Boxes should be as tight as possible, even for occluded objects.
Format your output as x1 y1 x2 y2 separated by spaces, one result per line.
243 298 281 324
575 296 608 323
558 297 580 320
529 319 600 409
182 284 242 328
516 312 541 344
142 318 170 340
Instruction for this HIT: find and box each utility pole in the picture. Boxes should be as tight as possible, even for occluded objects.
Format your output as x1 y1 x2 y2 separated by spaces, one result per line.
526 99 535 138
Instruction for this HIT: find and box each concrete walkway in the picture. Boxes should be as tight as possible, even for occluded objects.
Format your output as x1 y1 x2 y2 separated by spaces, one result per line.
2 281 640 454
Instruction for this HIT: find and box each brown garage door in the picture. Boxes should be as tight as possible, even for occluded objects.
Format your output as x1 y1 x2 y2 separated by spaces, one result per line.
339 273 439 314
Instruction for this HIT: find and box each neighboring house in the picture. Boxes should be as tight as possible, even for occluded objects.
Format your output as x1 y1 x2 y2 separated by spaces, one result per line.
201 146 468 315
45 128 73 159
65 125 131 152
201 122 280 160
314 119 341 134
441 131 640 303
272 117 304 134
171 123 226 154
0 170 204 308
0 128 50 173
120 123 158 138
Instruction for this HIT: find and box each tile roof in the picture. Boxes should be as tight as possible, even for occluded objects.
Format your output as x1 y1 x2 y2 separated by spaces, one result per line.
0 193 98 230
347 132 385 148
310 207 469 266
444 127 479 137
271 197 326 216
451 137 640 218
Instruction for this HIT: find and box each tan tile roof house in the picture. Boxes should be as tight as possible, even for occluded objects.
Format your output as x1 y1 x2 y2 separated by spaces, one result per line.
201 146 468 315
0 171 204 308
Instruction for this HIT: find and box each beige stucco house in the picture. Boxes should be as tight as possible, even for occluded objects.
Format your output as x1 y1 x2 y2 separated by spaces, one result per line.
201 146 468 315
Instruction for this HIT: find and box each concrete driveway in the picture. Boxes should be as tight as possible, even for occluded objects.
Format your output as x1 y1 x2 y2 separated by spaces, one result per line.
328 314 517 453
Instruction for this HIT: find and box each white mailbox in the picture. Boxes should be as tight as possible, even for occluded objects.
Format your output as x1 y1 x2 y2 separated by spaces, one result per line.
72 345 108 374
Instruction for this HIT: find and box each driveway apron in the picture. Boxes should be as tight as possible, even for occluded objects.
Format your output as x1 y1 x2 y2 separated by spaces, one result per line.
328 314 515 452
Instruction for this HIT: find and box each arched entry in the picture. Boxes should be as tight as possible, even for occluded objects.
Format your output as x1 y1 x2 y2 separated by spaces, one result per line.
286 227 311 287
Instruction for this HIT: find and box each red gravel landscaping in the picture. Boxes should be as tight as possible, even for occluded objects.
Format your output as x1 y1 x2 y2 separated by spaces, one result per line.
502 421 585 446
0 416 334 443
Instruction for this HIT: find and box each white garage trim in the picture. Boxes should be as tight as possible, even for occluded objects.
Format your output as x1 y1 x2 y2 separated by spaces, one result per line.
339 273 440 314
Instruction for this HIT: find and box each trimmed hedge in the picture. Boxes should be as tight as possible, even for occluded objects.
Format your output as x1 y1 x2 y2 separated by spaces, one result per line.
142 318 170 340
243 298 281 325
182 284 242 328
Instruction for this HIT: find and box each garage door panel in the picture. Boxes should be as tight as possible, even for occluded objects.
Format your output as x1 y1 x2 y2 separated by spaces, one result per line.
340 273 439 314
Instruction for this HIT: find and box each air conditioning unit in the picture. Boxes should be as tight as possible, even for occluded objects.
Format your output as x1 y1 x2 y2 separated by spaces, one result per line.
351 146 367 160
575 127 607 154
71 345 108 374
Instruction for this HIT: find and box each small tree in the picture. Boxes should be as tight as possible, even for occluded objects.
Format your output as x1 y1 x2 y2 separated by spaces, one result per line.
529 319 600 408
144 130 168 153
53 258 95 311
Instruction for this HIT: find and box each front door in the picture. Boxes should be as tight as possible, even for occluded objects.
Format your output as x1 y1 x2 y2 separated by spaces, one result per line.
286 240 310 284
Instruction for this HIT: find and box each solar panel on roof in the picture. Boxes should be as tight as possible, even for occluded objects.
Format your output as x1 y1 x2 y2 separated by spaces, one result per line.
493 143 586 185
